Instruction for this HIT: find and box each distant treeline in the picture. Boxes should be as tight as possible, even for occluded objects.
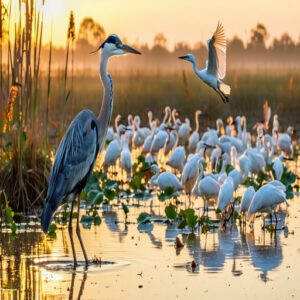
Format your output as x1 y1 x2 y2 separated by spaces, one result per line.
3 17 300 71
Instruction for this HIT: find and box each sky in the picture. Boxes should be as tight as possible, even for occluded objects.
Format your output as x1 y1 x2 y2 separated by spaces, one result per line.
6 0 300 48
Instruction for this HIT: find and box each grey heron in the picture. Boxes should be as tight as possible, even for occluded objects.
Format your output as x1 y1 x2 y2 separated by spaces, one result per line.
41 34 141 268
178 22 231 103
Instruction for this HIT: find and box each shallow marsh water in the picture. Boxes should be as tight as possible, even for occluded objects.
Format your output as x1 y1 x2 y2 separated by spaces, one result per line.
0 197 300 299
0 162 300 300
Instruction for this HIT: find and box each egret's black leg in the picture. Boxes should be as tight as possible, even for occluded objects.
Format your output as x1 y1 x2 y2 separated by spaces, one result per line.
68 199 77 269
76 195 89 267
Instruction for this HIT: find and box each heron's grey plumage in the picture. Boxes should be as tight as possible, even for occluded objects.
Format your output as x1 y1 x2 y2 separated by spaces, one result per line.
41 110 99 232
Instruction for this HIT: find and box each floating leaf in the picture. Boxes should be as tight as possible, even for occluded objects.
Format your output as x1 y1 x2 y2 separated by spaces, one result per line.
87 190 103 205
165 204 177 220
94 215 102 225
137 212 151 224
103 188 116 201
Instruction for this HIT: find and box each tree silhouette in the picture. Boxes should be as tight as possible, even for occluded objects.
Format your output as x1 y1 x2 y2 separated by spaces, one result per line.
154 33 167 48
77 17 105 47
249 23 269 48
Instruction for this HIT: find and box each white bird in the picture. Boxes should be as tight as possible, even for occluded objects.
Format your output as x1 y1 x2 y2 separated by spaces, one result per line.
194 161 220 214
277 126 295 157
164 130 178 156
178 22 231 103
247 182 287 223
217 176 234 212
142 125 156 155
103 124 128 170
167 145 186 172
106 114 121 144
273 155 284 180
239 186 256 215
150 123 170 155
149 164 182 192
188 110 202 153
181 155 202 198
120 132 132 179
178 118 191 145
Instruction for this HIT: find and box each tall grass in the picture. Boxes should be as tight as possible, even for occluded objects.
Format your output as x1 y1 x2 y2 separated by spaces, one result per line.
0 0 52 212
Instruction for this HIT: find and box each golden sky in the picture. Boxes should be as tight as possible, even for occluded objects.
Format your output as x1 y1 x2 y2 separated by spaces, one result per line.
8 0 300 48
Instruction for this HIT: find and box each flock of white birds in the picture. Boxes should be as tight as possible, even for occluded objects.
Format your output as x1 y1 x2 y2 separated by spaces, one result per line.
102 103 296 226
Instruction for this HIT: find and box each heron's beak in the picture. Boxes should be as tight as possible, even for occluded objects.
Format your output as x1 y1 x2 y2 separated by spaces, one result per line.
283 157 293 161
178 55 188 60
125 127 132 131
120 44 141 55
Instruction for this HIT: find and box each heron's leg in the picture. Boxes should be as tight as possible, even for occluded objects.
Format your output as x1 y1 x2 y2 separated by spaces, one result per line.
68 199 77 268
76 195 89 267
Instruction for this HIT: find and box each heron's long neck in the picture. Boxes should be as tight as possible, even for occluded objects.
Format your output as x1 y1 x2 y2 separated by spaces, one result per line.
97 53 114 146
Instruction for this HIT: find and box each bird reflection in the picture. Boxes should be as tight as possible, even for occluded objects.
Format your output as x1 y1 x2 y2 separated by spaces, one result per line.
102 210 128 242
165 223 181 242
68 272 87 300
246 231 283 282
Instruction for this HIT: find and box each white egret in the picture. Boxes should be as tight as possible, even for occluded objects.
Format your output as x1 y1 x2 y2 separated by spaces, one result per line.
273 155 284 180
277 126 295 157
149 164 182 192
188 110 202 153
167 145 186 172
103 125 128 171
178 23 231 103
217 176 234 213
247 182 287 225
178 118 191 145
120 132 132 179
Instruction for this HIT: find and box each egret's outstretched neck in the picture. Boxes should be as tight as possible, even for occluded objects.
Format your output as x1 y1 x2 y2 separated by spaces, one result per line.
191 58 202 79
97 52 114 146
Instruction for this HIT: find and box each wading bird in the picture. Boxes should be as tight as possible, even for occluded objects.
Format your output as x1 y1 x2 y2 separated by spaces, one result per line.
41 35 141 268
178 22 231 103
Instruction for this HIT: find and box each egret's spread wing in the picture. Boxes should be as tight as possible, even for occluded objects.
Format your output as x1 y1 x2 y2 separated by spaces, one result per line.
47 110 99 207
207 22 227 79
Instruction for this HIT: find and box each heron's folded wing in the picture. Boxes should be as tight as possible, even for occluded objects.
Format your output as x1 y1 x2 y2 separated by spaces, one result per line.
47 111 98 207
207 22 227 79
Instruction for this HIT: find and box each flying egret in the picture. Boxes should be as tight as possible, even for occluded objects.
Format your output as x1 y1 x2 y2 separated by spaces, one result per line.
40 35 141 268
178 22 231 103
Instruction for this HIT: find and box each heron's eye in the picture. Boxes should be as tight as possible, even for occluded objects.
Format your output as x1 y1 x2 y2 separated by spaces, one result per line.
116 42 122 48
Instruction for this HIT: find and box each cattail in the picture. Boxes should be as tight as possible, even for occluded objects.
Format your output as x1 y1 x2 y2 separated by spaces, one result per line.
67 10 75 42
3 85 19 133
182 70 190 98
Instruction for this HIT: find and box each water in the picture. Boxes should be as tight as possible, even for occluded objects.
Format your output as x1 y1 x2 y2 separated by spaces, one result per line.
0 192 299 300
